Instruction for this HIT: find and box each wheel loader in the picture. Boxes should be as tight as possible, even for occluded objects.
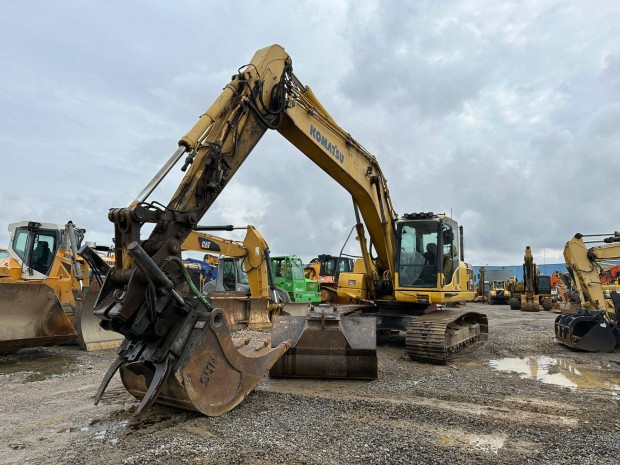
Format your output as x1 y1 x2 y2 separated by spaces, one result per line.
90 44 487 417
0 221 123 353
304 254 355 303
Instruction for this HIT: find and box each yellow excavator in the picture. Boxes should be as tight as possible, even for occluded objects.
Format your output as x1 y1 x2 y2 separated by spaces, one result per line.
555 232 620 352
180 225 298 328
0 220 123 353
89 44 487 416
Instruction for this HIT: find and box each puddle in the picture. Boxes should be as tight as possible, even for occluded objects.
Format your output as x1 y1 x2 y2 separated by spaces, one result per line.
0 351 78 382
489 357 620 391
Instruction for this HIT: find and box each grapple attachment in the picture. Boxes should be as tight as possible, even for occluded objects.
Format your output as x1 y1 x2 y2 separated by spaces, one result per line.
269 306 378 379
0 283 76 354
96 308 290 416
554 310 619 352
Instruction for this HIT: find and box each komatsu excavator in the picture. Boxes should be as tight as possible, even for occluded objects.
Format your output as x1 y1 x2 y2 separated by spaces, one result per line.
89 44 487 416
555 232 620 352
0 220 123 353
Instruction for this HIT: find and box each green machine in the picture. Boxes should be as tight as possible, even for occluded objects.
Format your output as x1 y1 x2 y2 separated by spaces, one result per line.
270 255 321 303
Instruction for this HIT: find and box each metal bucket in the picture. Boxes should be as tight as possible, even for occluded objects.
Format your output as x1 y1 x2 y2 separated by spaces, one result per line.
0 282 76 354
269 306 378 379
75 280 125 351
555 310 619 352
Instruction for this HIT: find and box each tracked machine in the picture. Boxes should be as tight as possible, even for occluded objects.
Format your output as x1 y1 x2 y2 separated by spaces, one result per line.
555 232 620 352
89 44 488 416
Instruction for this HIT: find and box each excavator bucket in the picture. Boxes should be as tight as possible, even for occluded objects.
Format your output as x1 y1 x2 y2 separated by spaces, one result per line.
269 306 378 379
0 282 77 354
75 280 125 351
554 310 619 352
520 296 540 312
97 309 290 416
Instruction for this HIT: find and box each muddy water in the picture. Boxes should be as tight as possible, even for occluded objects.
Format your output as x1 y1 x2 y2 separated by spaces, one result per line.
489 356 620 392
0 349 78 382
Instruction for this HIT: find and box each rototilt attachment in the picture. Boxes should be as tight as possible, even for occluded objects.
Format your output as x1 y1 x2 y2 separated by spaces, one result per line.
555 309 620 352
269 306 378 379
92 242 290 416
94 308 290 416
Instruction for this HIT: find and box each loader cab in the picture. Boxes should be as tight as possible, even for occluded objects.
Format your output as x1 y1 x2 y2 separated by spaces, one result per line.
317 254 354 282
10 222 61 277
397 214 459 288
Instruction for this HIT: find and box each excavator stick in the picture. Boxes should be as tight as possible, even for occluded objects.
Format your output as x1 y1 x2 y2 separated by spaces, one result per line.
97 309 290 416
0 282 76 354
555 310 619 352
269 307 378 379
75 279 125 351
406 310 489 364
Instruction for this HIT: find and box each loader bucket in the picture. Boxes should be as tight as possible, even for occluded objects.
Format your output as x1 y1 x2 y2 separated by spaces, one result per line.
0 282 76 354
554 311 619 352
110 308 290 416
75 280 124 351
269 306 378 379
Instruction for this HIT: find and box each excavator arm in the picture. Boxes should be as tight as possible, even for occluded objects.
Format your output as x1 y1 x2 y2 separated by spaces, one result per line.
555 233 620 352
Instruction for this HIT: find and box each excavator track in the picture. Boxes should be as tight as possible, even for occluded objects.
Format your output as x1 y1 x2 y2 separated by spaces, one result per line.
405 310 488 364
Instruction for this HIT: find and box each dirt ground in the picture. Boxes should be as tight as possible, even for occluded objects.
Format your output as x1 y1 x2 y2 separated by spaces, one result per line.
1 303 619 465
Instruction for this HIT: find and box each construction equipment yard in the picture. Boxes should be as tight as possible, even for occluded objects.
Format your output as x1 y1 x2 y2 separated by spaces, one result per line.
1 304 618 465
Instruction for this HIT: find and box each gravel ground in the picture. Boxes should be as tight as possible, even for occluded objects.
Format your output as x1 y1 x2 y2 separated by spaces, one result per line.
1 303 619 465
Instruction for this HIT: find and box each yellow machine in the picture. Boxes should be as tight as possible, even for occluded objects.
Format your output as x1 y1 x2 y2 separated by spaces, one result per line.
181 226 293 328
0 221 123 353
519 246 540 312
304 254 355 303
555 232 620 352
488 280 511 305
89 44 487 417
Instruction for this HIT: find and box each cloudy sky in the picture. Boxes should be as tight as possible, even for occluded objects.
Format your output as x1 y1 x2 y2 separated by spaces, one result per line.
1 1 618 266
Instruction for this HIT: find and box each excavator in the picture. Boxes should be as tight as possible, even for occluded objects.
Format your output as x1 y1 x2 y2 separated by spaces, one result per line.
0 220 123 353
555 232 620 352
509 246 553 311
180 225 297 328
88 44 488 416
